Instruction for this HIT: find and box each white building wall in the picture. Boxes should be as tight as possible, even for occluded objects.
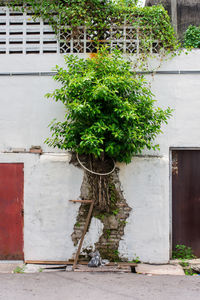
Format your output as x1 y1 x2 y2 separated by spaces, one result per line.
0 50 200 263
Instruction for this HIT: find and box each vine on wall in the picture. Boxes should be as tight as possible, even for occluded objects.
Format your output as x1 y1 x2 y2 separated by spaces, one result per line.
184 25 200 49
6 0 179 57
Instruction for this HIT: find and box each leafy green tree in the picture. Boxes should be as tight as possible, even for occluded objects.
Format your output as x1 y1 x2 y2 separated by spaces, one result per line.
46 48 172 164
6 0 176 259
46 46 173 258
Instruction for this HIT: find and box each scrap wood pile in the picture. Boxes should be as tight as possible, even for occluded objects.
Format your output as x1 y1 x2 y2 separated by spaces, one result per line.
70 262 136 273
25 260 137 273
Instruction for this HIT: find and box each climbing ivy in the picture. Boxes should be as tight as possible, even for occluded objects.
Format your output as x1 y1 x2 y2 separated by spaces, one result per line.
6 0 179 55
184 25 200 49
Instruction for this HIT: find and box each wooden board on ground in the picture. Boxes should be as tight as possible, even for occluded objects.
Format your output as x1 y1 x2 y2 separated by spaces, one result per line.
73 264 132 273
25 260 137 267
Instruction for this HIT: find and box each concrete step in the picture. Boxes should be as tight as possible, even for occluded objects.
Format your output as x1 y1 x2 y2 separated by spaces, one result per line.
0 262 24 273
136 263 185 276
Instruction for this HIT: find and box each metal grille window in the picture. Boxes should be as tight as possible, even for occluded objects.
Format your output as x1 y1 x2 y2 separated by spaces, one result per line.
0 7 160 55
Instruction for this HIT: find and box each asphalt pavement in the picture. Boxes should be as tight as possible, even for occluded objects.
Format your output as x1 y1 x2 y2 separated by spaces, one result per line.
0 272 200 300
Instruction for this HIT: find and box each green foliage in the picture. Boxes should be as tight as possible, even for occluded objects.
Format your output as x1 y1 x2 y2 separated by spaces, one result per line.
75 222 81 228
179 260 189 268
172 244 196 260
119 5 179 53
130 254 140 264
184 25 200 49
13 266 25 274
184 268 197 276
112 209 119 216
6 0 179 54
95 213 105 221
46 48 172 163
7 0 115 33
178 259 197 276
99 247 121 261
119 220 128 225
105 229 111 239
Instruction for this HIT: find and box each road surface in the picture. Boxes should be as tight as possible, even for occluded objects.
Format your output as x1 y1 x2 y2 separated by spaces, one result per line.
0 272 200 300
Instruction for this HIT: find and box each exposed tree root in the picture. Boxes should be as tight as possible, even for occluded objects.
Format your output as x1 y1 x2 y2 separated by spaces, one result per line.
70 154 132 261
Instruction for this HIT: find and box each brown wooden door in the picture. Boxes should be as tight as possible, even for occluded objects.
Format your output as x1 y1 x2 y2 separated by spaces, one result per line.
172 150 200 257
0 163 24 260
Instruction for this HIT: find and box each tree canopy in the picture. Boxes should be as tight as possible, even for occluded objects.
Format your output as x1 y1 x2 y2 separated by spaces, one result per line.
46 49 172 163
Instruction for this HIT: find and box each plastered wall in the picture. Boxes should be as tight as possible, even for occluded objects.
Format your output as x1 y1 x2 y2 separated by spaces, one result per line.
0 51 200 263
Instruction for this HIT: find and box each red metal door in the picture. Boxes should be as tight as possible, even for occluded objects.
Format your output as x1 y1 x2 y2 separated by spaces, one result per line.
172 150 200 257
0 163 24 260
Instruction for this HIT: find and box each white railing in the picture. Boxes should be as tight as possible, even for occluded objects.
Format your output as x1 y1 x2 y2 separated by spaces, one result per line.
0 7 160 55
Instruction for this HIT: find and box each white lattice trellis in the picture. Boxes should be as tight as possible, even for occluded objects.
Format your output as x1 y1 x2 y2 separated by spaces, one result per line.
0 6 160 55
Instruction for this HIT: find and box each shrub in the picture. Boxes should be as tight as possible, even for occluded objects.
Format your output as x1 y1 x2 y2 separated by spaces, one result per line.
172 244 196 260
184 25 200 49
46 48 172 163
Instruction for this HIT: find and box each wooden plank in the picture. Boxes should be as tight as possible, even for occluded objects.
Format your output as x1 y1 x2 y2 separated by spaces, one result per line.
69 200 92 204
25 260 137 267
73 200 94 270
25 260 72 265
74 268 131 273
74 264 133 273
171 0 178 34
114 262 137 267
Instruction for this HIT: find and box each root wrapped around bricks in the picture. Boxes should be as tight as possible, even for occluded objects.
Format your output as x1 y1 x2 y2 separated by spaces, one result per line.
71 153 132 261
77 153 116 213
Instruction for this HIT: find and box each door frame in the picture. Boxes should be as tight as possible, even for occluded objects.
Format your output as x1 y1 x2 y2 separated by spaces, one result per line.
169 147 200 259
